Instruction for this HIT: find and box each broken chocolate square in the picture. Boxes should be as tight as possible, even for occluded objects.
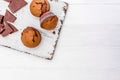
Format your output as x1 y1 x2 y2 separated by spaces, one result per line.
8 0 27 13
0 15 4 24
0 24 4 34
2 23 13 37
7 22 18 33
4 10 16 23
4 0 12 2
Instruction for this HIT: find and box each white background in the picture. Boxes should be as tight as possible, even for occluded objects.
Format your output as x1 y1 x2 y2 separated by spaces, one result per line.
0 0 120 80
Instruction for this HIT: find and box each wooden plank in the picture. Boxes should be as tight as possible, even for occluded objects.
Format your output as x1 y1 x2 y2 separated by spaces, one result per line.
61 24 120 47
62 0 120 4
65 5 120 25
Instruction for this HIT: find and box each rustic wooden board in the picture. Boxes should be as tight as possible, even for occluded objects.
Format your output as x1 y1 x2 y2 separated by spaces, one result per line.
0 0 68 60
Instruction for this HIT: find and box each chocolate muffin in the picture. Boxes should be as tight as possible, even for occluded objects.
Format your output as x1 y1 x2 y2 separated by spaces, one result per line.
21 27 41 48
30 0 50 17
40 12 58 30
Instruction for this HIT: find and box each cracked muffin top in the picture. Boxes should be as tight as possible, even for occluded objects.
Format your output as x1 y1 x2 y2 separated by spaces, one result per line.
21 27 41 48
30 0 50 17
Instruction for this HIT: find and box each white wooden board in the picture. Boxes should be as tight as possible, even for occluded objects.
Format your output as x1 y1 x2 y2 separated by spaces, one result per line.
0 0 68 60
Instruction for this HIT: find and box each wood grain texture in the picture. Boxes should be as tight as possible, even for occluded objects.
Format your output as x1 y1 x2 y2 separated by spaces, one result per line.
0 0 119 80
62 0 120 4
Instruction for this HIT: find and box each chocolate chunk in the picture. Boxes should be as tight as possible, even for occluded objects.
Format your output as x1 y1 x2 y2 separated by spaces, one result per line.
0 24 5 34
0 15 4 24
0 24 4 28
7 22 18 33
4 10 16 23
4 0 12 2
2 23 13 37
8 0 27 13
0 10 18 37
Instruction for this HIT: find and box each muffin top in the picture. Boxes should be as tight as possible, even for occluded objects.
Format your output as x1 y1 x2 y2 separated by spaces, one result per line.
30 0 50 17
21 27 41 48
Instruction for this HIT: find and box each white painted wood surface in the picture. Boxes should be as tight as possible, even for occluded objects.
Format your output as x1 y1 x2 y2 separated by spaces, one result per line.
0 0 120 80
62 0 120 4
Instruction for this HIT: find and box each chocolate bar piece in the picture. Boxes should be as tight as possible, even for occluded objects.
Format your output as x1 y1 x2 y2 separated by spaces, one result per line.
8 0 27 13
4 0 12 2
4 10 16 23
0 15 4 24
0 24 4 33
7 22 18 33
0 10 18 37
2 23 13 37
